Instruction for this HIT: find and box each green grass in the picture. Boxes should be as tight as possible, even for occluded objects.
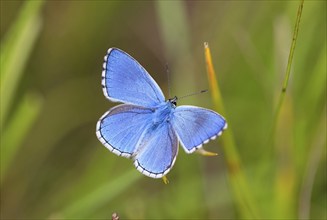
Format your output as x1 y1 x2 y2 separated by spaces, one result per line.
1 1 326 219
1 0 44 182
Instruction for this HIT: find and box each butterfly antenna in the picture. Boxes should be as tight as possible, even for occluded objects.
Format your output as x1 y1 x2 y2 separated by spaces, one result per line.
178 89 208 100
165 63 171 98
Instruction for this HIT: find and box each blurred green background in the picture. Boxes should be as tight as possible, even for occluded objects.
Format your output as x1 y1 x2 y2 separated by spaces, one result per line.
1 1 326 219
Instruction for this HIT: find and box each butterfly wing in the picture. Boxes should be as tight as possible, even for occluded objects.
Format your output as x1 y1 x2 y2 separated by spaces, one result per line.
96 104 154 158
133 123 178 178
102 48 165 107
171 105 227 153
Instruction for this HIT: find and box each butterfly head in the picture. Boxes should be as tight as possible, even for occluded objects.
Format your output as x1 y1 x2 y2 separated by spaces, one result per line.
168 96 178 107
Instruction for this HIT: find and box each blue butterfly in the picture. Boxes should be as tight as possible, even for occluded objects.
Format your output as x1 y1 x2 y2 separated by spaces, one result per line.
96 48 227 179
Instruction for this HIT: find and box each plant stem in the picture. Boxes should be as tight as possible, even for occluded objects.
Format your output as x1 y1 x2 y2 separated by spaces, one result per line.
271 0 304 140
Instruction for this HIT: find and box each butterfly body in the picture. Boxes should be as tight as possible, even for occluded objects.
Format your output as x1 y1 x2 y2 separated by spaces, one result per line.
96 48 227 179
152 99 175 124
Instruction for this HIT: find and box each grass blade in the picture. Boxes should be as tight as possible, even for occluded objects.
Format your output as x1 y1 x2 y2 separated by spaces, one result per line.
60 170 141 218
1 93 43 182
0 0 44 128
298 107 326 219
273 1 304 217
271 0 304 141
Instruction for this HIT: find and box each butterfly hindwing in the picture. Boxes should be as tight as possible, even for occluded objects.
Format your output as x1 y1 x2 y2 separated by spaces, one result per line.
102 48 165 107
96 104 154 158
171 105 227 153
133 122 178 178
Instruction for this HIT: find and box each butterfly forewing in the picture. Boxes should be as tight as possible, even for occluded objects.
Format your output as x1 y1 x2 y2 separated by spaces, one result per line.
102 48 165 107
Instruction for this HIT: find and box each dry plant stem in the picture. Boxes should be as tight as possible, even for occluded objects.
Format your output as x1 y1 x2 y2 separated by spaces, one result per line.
204 42 259 218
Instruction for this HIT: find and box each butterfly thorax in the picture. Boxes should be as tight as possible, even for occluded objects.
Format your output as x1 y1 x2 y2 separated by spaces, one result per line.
152 100 176 125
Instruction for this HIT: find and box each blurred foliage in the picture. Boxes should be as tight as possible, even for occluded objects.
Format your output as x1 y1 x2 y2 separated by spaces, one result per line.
1 1 326 219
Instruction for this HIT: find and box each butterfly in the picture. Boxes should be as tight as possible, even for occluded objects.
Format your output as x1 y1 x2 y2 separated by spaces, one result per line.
96 48 227 179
